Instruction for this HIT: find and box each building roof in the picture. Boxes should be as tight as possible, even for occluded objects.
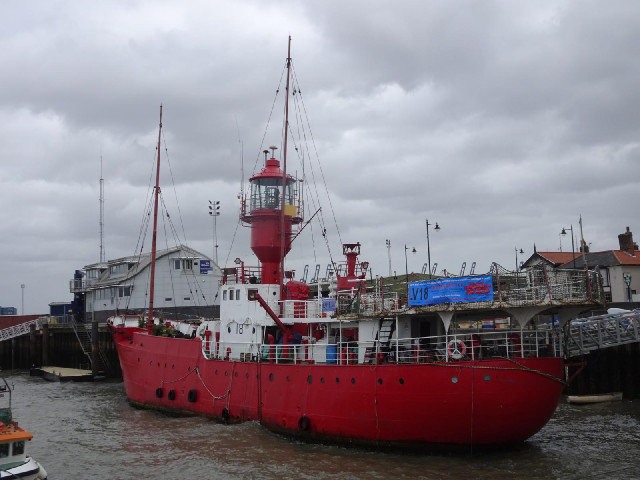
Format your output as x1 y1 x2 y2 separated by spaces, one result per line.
559 249 640 269
522 251 580 268
83 245 212 288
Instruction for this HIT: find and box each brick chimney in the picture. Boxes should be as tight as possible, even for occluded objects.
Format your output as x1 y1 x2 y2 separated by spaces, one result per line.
618 226 637 255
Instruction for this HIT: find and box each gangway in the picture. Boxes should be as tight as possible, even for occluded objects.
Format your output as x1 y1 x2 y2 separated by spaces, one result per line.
565 310 640 357
0 317 46 342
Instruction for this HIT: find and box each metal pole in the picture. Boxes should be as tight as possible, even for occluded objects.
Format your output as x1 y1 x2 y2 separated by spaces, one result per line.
404 245 409 283
571 225 576 269
426 219 432 278
21 284 25 315
386 239 391 277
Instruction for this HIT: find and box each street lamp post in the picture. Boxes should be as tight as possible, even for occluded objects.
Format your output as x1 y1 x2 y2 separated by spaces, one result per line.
561 225 576 269
425 219 440 278
385 239 391 277
20 284 25 315
208 200 220 264
514 247 524 272
404 245 416 283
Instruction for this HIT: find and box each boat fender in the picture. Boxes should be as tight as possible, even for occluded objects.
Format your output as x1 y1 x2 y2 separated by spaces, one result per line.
187 389 198 403
221 407 230 424
298 416 310 432
168 389 176 401
447 340 466 360
155 387 163 398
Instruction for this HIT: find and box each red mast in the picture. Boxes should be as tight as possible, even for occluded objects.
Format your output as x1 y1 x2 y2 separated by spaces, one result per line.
279 36 292 290
147 105 163 334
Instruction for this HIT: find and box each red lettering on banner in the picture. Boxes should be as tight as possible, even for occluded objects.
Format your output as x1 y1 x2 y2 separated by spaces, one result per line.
464 282 490 295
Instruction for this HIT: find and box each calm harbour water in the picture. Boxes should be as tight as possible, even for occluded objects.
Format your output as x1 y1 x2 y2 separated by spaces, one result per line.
7 372 640 479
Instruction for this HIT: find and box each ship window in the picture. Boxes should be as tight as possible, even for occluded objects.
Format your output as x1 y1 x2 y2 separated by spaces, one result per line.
0 444 7 458
223 290 227 301
236 289 241 300
165 297 172 302
184 297 190 301
230 290 235 300
12 441 24 455
174 259 181 270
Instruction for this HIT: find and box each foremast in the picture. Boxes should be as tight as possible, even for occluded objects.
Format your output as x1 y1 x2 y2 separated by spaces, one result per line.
147 105 163 334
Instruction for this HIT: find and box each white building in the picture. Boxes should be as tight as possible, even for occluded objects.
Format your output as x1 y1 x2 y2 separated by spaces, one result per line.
70 245 221 322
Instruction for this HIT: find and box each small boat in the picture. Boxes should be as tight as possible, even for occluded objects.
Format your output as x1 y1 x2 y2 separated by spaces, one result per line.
566 392 624 404
0 378 47 479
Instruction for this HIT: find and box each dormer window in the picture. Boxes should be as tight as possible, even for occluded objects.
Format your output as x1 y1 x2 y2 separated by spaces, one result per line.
110 263 127 275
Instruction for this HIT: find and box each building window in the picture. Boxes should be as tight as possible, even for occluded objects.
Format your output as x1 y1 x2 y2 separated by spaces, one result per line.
174 259 181 270
604 292 612 302
118 286 131 297
110 264 127 275
0 444 8 458
165 297 172 302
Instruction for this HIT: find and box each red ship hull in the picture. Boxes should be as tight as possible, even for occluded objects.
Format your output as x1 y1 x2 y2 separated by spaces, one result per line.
112 326 564 447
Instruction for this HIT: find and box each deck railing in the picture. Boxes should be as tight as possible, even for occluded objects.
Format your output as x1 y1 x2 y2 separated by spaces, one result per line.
202 328 562 365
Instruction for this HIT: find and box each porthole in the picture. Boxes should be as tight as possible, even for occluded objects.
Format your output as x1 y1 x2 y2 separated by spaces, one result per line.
308 376 313 384
234 372 238 377
451 376 458 384
484 375 491 382
215 370 218 375
378 378 383 385
320 377 325 384
286 376 290 382
399 378 404 385
351 378 356 384
336 378 340 383
149 361 153 366
225 371 228 376
269 373 274 382
246 373 249 379
228 326 231 333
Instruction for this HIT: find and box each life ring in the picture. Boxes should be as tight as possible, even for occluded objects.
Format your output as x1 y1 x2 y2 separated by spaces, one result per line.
155 387 163 398
447 339 467 360
298 416 311 432
187 389 198 403
168 389 176 401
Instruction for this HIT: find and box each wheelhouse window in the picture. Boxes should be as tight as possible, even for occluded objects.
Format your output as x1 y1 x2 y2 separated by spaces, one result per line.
223 290 227 301
0 444 8 458
12 441 24 455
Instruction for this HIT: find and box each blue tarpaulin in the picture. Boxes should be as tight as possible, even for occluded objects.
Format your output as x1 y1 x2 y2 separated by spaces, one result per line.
408 275 494 306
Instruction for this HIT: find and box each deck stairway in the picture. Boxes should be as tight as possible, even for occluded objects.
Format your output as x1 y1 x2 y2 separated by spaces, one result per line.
71 319 112 374
565 310 640 357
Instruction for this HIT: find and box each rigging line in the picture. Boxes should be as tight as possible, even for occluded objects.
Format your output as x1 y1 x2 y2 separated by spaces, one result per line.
158 195 208 316
288 76 336 268
223 217 242 270
160 201 179 317
161 134 190 246
250 63 287 180
291 65 342 246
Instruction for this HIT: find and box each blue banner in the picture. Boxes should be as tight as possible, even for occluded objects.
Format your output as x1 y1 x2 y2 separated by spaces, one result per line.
200 260 212 274
408 275 493 306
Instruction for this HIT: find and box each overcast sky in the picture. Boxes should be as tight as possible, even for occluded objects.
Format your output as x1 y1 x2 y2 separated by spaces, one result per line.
2 1 639 314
